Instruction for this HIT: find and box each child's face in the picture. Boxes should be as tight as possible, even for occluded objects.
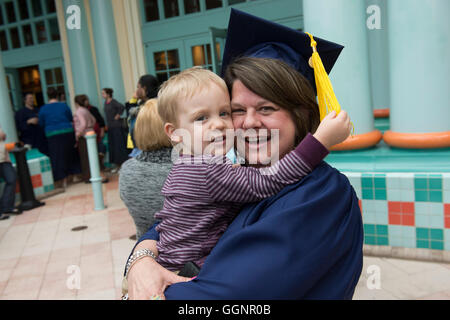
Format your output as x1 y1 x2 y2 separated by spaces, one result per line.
172 83 234 156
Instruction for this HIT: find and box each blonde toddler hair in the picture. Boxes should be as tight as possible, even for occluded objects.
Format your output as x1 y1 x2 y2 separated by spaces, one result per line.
157 66 228 125
134 99 171 151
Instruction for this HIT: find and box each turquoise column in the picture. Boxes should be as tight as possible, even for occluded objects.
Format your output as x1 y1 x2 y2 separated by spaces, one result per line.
0 54 18 143
89 0 125 104
365 0 390 112
303 0 375 137
387 0 450 134
62 0 99 109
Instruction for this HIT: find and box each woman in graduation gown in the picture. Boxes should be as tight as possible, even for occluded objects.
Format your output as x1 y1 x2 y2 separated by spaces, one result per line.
125 10 364 300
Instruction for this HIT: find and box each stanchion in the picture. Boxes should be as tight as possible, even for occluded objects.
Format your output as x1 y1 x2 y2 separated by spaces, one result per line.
85 131 105 210
10 145 45 211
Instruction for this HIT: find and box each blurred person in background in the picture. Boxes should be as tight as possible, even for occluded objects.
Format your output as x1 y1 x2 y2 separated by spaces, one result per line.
0 126 20 219
38 88 80 189
125 74 159 158
119 99 172 239
15 92 48 155
73 95 97 183
82 95 107 171
102 88 128 173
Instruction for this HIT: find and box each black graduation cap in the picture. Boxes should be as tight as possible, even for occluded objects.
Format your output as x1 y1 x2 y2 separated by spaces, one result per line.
221 9 344 94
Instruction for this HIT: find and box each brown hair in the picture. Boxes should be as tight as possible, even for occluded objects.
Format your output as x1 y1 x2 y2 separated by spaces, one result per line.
74 94 88 107
47 87 58 100
224 57 320 144
134 99 171 151
103 88 113 98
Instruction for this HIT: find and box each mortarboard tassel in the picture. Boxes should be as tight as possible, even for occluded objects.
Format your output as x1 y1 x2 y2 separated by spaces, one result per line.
306 32 354 135
305 32 342 121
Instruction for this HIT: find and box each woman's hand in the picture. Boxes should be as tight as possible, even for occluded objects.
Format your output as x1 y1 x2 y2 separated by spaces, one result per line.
127 257 190 300
126 240 191 300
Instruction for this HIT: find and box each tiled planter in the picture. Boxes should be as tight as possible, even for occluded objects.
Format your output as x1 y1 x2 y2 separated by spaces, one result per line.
344 172 450 261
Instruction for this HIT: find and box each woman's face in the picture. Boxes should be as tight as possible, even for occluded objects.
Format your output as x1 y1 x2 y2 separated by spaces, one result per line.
231 80 296 167
136 83 147 100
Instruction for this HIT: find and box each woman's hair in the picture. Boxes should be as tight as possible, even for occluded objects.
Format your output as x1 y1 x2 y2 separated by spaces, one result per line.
47 87 58 100
139 74 159 99
158 67 228 125
103 88 114 98
224 57 320 144
134 98 171 151
74 94 88 107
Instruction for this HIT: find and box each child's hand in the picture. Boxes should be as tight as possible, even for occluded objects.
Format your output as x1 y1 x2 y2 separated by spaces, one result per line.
313 110 351 150
232 163 241 168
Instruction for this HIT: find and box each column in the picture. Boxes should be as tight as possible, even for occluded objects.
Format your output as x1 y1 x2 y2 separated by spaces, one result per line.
366 0 390 118
89 0 125 104
303 0 381 150
0 54 18 143
62 0 99 110
383 0 450 148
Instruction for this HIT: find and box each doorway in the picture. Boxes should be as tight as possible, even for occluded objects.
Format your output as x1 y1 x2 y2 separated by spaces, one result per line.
17 65 44 108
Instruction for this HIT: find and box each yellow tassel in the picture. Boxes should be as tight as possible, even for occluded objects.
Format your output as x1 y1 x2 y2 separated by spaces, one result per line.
305 32 342 121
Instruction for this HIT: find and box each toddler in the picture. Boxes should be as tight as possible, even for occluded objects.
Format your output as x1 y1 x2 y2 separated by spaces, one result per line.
153 67 350 271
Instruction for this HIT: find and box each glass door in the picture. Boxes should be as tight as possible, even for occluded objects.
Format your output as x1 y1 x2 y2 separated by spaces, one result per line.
38 59 68 104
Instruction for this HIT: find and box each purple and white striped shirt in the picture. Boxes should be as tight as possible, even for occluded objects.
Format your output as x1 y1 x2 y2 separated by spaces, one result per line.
154 133 329 271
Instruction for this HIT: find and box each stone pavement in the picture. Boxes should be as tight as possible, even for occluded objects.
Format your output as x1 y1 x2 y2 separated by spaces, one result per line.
0 174 449 300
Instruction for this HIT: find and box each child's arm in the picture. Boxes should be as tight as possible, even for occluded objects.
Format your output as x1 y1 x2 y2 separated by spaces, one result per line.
206 110 351 202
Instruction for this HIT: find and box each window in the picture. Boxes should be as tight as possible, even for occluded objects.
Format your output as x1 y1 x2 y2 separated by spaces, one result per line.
44 67 65 97
46 0 56 14
0 0 59 51
153 49 180 83
0 6 4 25
143 0 159 21
22 24 34 46
35 20 47 43
18 0 30 20
191 44 213 70
5 1 17 23
163 0 179 18
205 0 222 10
31 0 43 17
191 42 222 71
184 0 200 14
48 18 59 41
9 27 20 49
0 30 8 50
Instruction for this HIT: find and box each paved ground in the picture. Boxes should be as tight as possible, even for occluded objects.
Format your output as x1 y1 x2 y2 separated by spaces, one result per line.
0 174 449 300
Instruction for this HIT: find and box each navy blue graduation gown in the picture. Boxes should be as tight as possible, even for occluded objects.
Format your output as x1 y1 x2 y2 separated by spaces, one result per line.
139 161 363 299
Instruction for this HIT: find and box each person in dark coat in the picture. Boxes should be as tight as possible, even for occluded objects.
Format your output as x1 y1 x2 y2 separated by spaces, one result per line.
15 92 48 155
102 88 128 171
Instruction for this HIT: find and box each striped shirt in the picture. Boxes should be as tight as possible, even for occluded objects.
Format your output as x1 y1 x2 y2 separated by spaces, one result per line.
154 133 329 271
